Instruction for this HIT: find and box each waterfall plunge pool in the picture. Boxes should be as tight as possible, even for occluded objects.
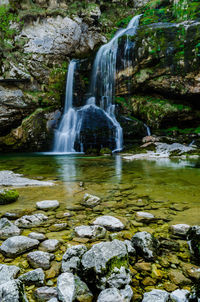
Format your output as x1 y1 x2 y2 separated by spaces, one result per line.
0 153 200 226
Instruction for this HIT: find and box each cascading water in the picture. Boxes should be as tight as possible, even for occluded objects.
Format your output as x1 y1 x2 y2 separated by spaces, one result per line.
53 15 142 153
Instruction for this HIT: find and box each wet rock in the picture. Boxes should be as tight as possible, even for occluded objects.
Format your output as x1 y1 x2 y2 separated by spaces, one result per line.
135 262 152 272
27 251 54 270
81 239 129 289
0 189 19 205
187 225 200 260
0 218 21 239
169 269 192 286
28 232 46 241
0 279 27 302
19 268 45 286
181 262 200 280
75 225 106 239
0 236 39 258
36 200 60 211
49 223 67 232
170 224 190 237
142 289 170 302
34 286 57 301
131 232 158 261
0 264 20 285
135 212 155 223
160 238 180 252
97 286 133 302
170 289 190 302
15 213 48 228
62 245 87 274
45 261 61 279
0 170 54 187
57 272 93 302
40 239 60 252
82 193 101 208
92 215 124 231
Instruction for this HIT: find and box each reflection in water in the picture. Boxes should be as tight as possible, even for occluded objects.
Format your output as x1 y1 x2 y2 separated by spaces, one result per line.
115 155 122 182
55 156 77 194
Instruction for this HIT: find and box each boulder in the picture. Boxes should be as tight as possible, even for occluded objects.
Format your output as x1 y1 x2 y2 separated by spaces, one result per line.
81 239 129 289
36 200 60 211
0 236 39 258
40 239 60 252
57 272 93 302
0 264 20 285
170 289 190 302
82 193 101 208
170 224 190 237
15 213 48 228
62 245 87 274
28 232 46 241
0 279 28 302
34 286 57 301
131 232 158 261
187 226 200 260
142 289 170 302
97 286 133 302
74 225 106 240
92 215 124 231
27 251 54 270
0 189 19 205
0 218 21 239
19 268 45 286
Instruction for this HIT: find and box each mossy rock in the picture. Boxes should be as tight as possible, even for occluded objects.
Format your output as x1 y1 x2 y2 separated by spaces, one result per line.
0 189 19 205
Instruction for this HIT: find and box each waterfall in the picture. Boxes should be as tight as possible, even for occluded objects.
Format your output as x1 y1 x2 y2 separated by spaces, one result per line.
144 124 151 136
53 15 142 153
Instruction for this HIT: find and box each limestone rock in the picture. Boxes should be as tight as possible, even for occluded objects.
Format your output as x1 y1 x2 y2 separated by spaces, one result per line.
0 236 39 258
62 245 87 274
0 218 21 239
75 225 106 240
36 200 60 211
92 215 124 231
170 289 190 302
15 213 48 228
83 193 101 208
40 239 60 252
142 289 170 302
97 286 133 302
106 266 131 289
19 268 45 286
131 232 158 261
170 224 190 237
0 264 20 285
28 232 46 241
34 286 57 301
0 279 28 302
27 251 54 270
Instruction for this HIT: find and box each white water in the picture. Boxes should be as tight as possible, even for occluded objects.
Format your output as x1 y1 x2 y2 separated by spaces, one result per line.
54 15 142 153
144 124 151 136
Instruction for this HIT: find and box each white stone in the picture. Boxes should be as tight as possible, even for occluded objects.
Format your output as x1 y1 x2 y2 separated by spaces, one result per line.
36 200 60 210
28 232 46 241
142 289 170 302
136 212 155 222
0 264 20 285
75 225 106 239
92 215 124 231
83 193 101 208
40 239 60 252
15 213 48 228
170 289 190 302
170 224 190 236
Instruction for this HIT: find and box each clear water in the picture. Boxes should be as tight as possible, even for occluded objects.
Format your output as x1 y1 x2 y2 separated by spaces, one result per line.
0 154 200 225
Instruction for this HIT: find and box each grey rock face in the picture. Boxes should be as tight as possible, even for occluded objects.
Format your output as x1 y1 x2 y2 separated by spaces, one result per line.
75 225 106 239
81 240 129 289
92 216 124 231
0 218 21 239
142 289 170 302
62 245 87 274
40 239 60 252
57 273 93 302
0 264 20 285
170 289 190 302
15 213 48 228
83 193 101 208
34 286 57 301
0 236 39 258
19 268 45 286
28 232 46 241
97 286 133 302
0 279 28 302
36 200 60 211
170 224 190 237
131 232 158 261
27 251 54 270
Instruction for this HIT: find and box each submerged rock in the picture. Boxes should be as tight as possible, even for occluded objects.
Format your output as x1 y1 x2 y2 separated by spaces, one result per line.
0 236 39 258
92 215 124 231
82 193 101 208
0 264 20 285
131 232 158 261
62 245 87 274
27 251 54 270
0 189 19 205
0 218 21 239
142 289 170 302
75 225 106 239
15 213 48 228
36 200 60 211
0 279 27 302
19 268 45 286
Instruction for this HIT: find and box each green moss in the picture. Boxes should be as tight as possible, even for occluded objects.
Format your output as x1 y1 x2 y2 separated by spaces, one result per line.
0 189 19 205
